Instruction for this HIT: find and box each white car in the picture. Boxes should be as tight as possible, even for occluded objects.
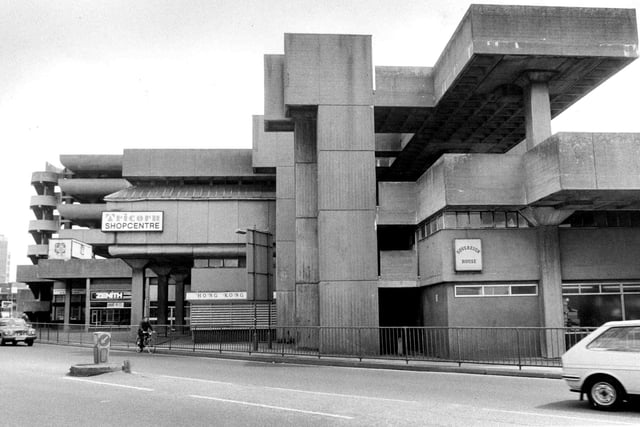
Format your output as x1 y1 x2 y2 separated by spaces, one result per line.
561 320 640 410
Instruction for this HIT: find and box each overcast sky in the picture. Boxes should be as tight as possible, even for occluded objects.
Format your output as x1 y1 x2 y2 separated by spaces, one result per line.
1 0 639 281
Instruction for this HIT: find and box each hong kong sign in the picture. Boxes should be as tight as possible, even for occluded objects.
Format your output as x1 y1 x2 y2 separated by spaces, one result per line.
101 211 163 232
186 292 247 301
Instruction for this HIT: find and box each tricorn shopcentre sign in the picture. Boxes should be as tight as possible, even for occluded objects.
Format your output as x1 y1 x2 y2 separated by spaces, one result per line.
101 211 163 232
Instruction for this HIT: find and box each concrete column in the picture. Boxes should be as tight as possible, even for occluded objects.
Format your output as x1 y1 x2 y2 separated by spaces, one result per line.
171 273 187 330
293 113 320 348
521 71 555 150
151 266 172 328
537 226 565 358
283 34 379 354
63 281 72 331
522 207 574 358
317 105 379 355
84 278 90 331
124 259 148 329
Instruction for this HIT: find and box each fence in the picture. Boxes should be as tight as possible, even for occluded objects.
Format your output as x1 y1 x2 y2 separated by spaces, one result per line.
30 323 595 369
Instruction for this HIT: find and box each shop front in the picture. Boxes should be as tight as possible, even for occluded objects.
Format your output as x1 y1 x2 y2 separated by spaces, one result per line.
89 282 132 326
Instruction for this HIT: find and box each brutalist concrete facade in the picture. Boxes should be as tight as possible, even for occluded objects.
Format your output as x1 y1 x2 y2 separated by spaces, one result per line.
17 5 640 355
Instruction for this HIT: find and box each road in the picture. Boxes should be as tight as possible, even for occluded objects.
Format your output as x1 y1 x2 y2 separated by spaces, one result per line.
1 343 638 426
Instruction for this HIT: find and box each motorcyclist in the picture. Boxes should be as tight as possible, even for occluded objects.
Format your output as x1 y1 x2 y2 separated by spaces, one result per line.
137 317 153 351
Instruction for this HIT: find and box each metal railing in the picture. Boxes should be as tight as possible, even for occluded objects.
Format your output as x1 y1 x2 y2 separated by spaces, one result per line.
29 323 596 369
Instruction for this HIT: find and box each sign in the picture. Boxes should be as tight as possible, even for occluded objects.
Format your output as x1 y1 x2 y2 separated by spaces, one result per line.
1 301 11 309
53 289 66 295
186 291 247 301
107 302 125 308
101 211 163 232
454 239 482 272
91 291 131 301
48 239 93 260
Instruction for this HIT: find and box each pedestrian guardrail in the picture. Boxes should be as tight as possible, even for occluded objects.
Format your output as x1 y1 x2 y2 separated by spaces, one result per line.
29 323 596 369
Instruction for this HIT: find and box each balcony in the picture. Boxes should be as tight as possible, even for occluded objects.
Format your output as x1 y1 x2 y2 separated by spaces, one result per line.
27 244 49 262
379 250 418 286
28 219 59 234
57 203 106 227
58 178 130 203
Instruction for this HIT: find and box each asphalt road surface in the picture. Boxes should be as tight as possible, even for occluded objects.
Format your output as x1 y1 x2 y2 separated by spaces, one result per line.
1 343 638 426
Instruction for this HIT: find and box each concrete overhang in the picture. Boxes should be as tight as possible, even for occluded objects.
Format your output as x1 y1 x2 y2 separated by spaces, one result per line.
35 259 132 279
378 5 638 181
60 154 123 177
524 133 640 210
108 244 246 266
122 149 274 181
16 265 53 283
58 178 131 203
416 153 526 222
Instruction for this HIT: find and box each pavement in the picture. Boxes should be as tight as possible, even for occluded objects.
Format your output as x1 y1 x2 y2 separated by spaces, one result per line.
67 343 562 379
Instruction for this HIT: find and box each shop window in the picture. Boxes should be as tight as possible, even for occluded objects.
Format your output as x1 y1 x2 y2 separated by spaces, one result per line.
506 212 518 228
562 281 640 327
494 212 506 228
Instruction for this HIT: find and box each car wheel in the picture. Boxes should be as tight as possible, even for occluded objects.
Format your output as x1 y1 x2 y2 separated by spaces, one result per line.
26 340 34 346
0 339 4 346
12 341 17 346
587 377 624 410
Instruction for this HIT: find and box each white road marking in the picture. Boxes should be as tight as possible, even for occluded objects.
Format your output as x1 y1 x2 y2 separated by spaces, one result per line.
480 407 635 425
190 394 354 420
160 374 416 403
63 376 154 392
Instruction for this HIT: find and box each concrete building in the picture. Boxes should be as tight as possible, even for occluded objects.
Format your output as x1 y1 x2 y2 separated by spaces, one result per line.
17 5 640 354
0 235 9 284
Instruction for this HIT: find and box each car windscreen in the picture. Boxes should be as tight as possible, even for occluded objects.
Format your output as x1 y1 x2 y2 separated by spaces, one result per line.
587 326 640 352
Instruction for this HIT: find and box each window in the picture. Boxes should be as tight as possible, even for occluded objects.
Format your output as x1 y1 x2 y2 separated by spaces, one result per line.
562 282 640 327
416 210 534 241
587 326 640 351
455 284 538 297
456 212 470 228
444 212 457 228
455 286 482 296
223 258 239 268
481 212 493 227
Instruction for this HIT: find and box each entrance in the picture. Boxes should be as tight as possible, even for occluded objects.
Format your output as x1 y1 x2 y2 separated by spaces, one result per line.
378 288 423 355
89 308 131 326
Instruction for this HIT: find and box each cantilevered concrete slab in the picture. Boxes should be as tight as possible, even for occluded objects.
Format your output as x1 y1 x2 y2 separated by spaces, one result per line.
377 5 638 180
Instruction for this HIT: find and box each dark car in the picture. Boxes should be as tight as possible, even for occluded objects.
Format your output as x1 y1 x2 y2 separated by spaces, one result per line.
0 318 37 346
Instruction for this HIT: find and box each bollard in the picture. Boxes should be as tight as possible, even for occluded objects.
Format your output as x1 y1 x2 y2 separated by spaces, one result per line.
93 332 111 364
